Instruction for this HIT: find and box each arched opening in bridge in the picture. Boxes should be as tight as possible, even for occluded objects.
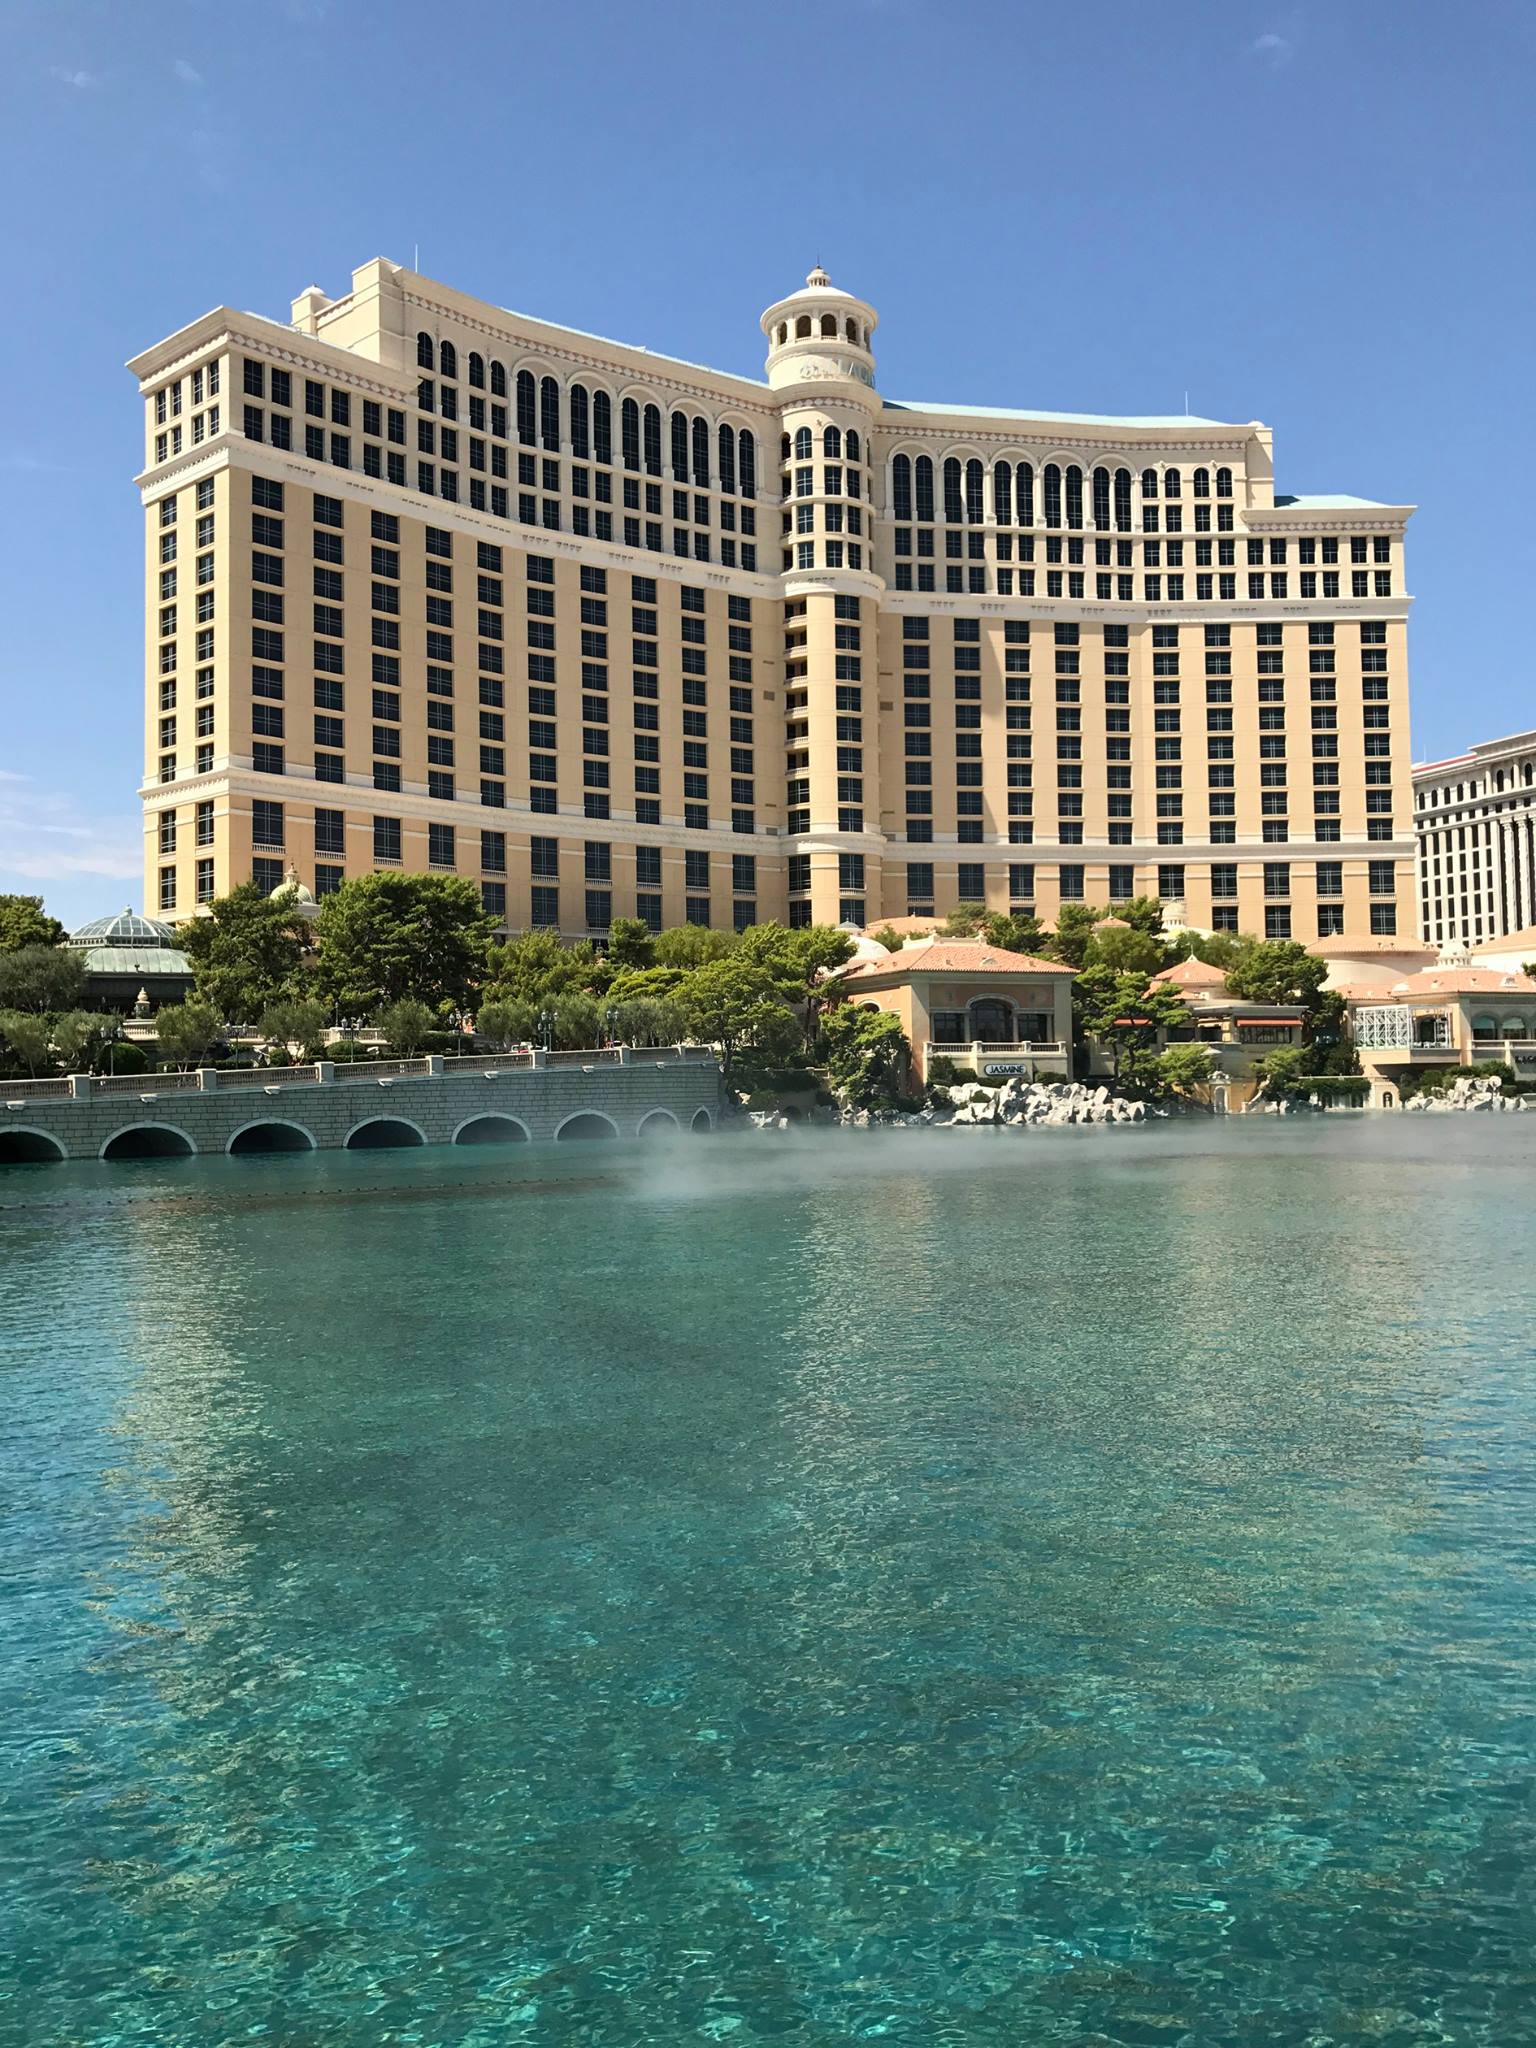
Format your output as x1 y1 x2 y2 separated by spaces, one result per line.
229 1121 316 1155
454 1115 529 1145
0 1129 67 1164
637 1109 680 1140
102 1125 196 1161
345 1118 426 1150
555 1112 618 1143
691 1108 714 1134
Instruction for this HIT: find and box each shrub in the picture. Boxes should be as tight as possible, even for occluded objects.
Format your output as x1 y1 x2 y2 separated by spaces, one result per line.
926 1054 962 1087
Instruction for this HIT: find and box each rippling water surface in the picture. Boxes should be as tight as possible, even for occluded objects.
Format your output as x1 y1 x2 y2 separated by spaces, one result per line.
3 1120 1535 2046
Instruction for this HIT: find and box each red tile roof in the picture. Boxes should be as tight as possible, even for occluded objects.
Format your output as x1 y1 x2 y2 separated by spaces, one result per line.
1151 956 1230 992
842 936 1071 980
1387 968 1536 997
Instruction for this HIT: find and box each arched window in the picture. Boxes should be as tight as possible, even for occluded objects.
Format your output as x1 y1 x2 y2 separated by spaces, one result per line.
621 396 640 470
1192 467 1210 498
540 376 560 451
794 425 812 460
795 314 811 339
993 461 1012 526
1216 467 1233 498
1092 467 1110 530
570 383 590 458
943 457 963 524
1114 468 1132 531
593 390 612 465
1043 463 1062 528
1503 1016 1529 1035
845 317 858 342
516 370 536 446
846 428 860 463
416 331 434 369
1164 467 1181 498
915 455 935 523
738 429 756 496
439 339 457 379
417 378 435 414
671 411 690 482
490 359 507 399
780 433 791 462
820 313 837 337
776 322 787 344
468 352 485 389
965 458 984 524
642 403 661 475
692 415 709 487
1065 465 1083 529
1141 467 1158 498
1017 462 1034 525
718 423 736 495
823 424 841 457
893 453 913 520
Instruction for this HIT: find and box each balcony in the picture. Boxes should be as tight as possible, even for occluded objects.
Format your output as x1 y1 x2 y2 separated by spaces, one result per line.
924 1040 1070 1080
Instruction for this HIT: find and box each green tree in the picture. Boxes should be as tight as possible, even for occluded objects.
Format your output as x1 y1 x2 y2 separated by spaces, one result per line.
483 930 600 1007
941 902 988 936
605 917 654 971
375 998 435 1055
313 872 496 1017
50 1011 114 1071
1106 895 1167 939
1085 922 1167 977
259 997 330 1060
1047 902 1104 969
681 956 795 1074
0 895 67 951
819 1002 910 1108
153 1000 223 1070
1250 1043 1311 1099
735 921 855 1040
476 998 539 1049
0 1009 55 1075
1224 938 1330 1026
1073 966 1190 1081
180 882 309 1021
549 992 604 1049
605 964 688 1005
611 996 686 1047
0 944 86 1014
870 924 910 952
1157 1041 1216 1100
979 910 1051 956
653 923 736 969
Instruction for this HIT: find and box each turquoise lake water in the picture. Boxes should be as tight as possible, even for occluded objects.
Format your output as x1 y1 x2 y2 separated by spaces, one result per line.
3 1120 1535 2046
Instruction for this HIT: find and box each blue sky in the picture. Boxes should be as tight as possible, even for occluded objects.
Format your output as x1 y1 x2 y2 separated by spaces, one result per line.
2 0 1532 927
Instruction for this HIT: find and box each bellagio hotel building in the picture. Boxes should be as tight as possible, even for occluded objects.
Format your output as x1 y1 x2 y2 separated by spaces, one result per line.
131 261 1415 942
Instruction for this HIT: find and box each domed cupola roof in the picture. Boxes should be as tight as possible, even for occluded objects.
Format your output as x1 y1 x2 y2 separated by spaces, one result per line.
68 907 178 950
760 265 879 397
269 864 315 908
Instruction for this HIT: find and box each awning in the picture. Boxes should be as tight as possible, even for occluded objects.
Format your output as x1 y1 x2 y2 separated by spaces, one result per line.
1111 1015 1154 1027
1236 1017 1291 1028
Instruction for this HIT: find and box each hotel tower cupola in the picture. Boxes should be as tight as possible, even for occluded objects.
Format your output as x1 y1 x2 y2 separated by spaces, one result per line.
760 266 878 400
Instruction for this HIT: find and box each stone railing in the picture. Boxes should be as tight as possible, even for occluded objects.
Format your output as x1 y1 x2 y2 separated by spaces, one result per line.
0 1045 707 1102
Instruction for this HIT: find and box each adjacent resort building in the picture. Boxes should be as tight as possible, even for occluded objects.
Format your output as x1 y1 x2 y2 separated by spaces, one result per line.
1414 730 1536 951
131 260 1415 945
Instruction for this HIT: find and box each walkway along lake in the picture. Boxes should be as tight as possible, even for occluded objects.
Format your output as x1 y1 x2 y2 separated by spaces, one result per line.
2 1119 1534 2044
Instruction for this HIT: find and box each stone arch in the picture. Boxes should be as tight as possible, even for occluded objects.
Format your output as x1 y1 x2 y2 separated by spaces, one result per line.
227 1120 317 1155
100 1123 196 1161
453 1113 530 1145
554 1110 619 1142
690 1107 714 1133
0 1126 67 1164
636 1108 680 1139
344 1116 427 1150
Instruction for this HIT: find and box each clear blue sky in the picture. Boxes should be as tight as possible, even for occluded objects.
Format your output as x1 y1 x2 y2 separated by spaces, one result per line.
2 0 1531 927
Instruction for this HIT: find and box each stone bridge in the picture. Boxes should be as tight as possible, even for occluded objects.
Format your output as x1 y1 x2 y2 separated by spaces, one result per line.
0 1049 724 1164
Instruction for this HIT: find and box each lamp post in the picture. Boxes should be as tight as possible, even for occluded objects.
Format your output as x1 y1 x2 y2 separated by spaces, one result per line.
538 1006 553 1051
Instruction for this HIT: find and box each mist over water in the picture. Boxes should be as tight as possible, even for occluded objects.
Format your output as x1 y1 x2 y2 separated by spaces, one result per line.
3 1121 1535 2045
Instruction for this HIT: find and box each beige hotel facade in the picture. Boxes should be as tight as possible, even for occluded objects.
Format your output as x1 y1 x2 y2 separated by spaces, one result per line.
131 260 1415 942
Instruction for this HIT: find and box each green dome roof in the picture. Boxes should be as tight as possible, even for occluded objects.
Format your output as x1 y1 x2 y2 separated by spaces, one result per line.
68 907 178 951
